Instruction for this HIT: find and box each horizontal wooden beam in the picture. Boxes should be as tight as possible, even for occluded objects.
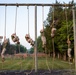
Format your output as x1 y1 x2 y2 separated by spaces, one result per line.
0 3 74 7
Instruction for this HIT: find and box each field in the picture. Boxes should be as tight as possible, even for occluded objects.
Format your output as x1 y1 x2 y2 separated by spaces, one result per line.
0 57 75 75
0 57 74 70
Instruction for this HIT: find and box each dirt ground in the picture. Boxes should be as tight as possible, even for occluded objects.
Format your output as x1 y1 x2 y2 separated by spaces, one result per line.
0 69 75 75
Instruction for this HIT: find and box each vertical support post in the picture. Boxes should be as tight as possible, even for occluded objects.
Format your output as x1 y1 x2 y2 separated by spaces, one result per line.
72 5 76 70
34 5 38 72
0 37 3 55
0 42 1 54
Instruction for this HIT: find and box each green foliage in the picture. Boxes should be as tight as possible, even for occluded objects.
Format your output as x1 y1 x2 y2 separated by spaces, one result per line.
54 20 73 53
4 43 27 54
29 47 34 54
37 36 43 52
37 1 74 56
8 44 16 54
45 26 52 52
15 44 27 53
28 1 74 57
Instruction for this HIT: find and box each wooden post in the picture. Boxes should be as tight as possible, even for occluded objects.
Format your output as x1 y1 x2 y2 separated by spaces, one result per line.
0 3 73 6
72 5 76 70
0 36 3 54
34 5 38 72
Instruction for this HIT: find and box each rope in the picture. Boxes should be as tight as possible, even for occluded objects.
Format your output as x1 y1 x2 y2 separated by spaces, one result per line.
65 4 72 69
42 6 44 30
24 6 35 73
18 44 22 70
27 6 29 35
11 5 19 44
24 61 34 75
4 5 7 39
24 48 34 75
52 5 54 25
45 46 51 72
15 6 18 34
39 46 51 75
39 6 51 75
51 5 55 70
65 5 69 39
24 7 34 73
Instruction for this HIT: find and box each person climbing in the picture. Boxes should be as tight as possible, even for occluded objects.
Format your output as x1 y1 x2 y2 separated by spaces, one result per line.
1 37 8 62
11 33 19 43
25 34 30 43
40 29 46 50
25 34 34 46
51 20 57 38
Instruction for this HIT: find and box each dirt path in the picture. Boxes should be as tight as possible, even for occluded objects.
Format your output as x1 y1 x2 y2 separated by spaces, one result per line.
0 69 75 75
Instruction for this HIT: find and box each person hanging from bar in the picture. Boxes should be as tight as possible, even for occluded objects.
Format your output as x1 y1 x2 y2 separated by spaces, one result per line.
11 6 20 45
25 34 34 46
67 37 72 60
67 48 72 59
30 39 34 46
51 20 57 38
1 37 8 62
25 34 30 43
11 33 19 43
40 29 46 49
67 37 71 48
40 6 46 50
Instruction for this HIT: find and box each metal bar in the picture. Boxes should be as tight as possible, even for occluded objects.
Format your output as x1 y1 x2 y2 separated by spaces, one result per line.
34 5 38 72
72 5 76 71
0 3 74 6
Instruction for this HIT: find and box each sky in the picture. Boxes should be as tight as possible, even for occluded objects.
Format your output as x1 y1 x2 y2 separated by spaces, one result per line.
0 0 75 49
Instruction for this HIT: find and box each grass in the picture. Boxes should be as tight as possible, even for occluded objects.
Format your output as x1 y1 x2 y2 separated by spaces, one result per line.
0 57 75 70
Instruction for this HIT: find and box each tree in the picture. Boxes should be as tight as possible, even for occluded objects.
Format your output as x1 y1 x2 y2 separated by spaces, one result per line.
37 36 43 52
15 44 27 53
43 0 74 59
29 47 34 54
9 44 16 54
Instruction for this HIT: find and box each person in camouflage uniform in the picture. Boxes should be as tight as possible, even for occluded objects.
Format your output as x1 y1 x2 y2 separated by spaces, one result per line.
1 37 8 62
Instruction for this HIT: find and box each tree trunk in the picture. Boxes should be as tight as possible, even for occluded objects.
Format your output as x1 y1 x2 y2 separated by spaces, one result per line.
53 52 55 58
59 53 62 59
57 53 60 59
63 52 66 61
